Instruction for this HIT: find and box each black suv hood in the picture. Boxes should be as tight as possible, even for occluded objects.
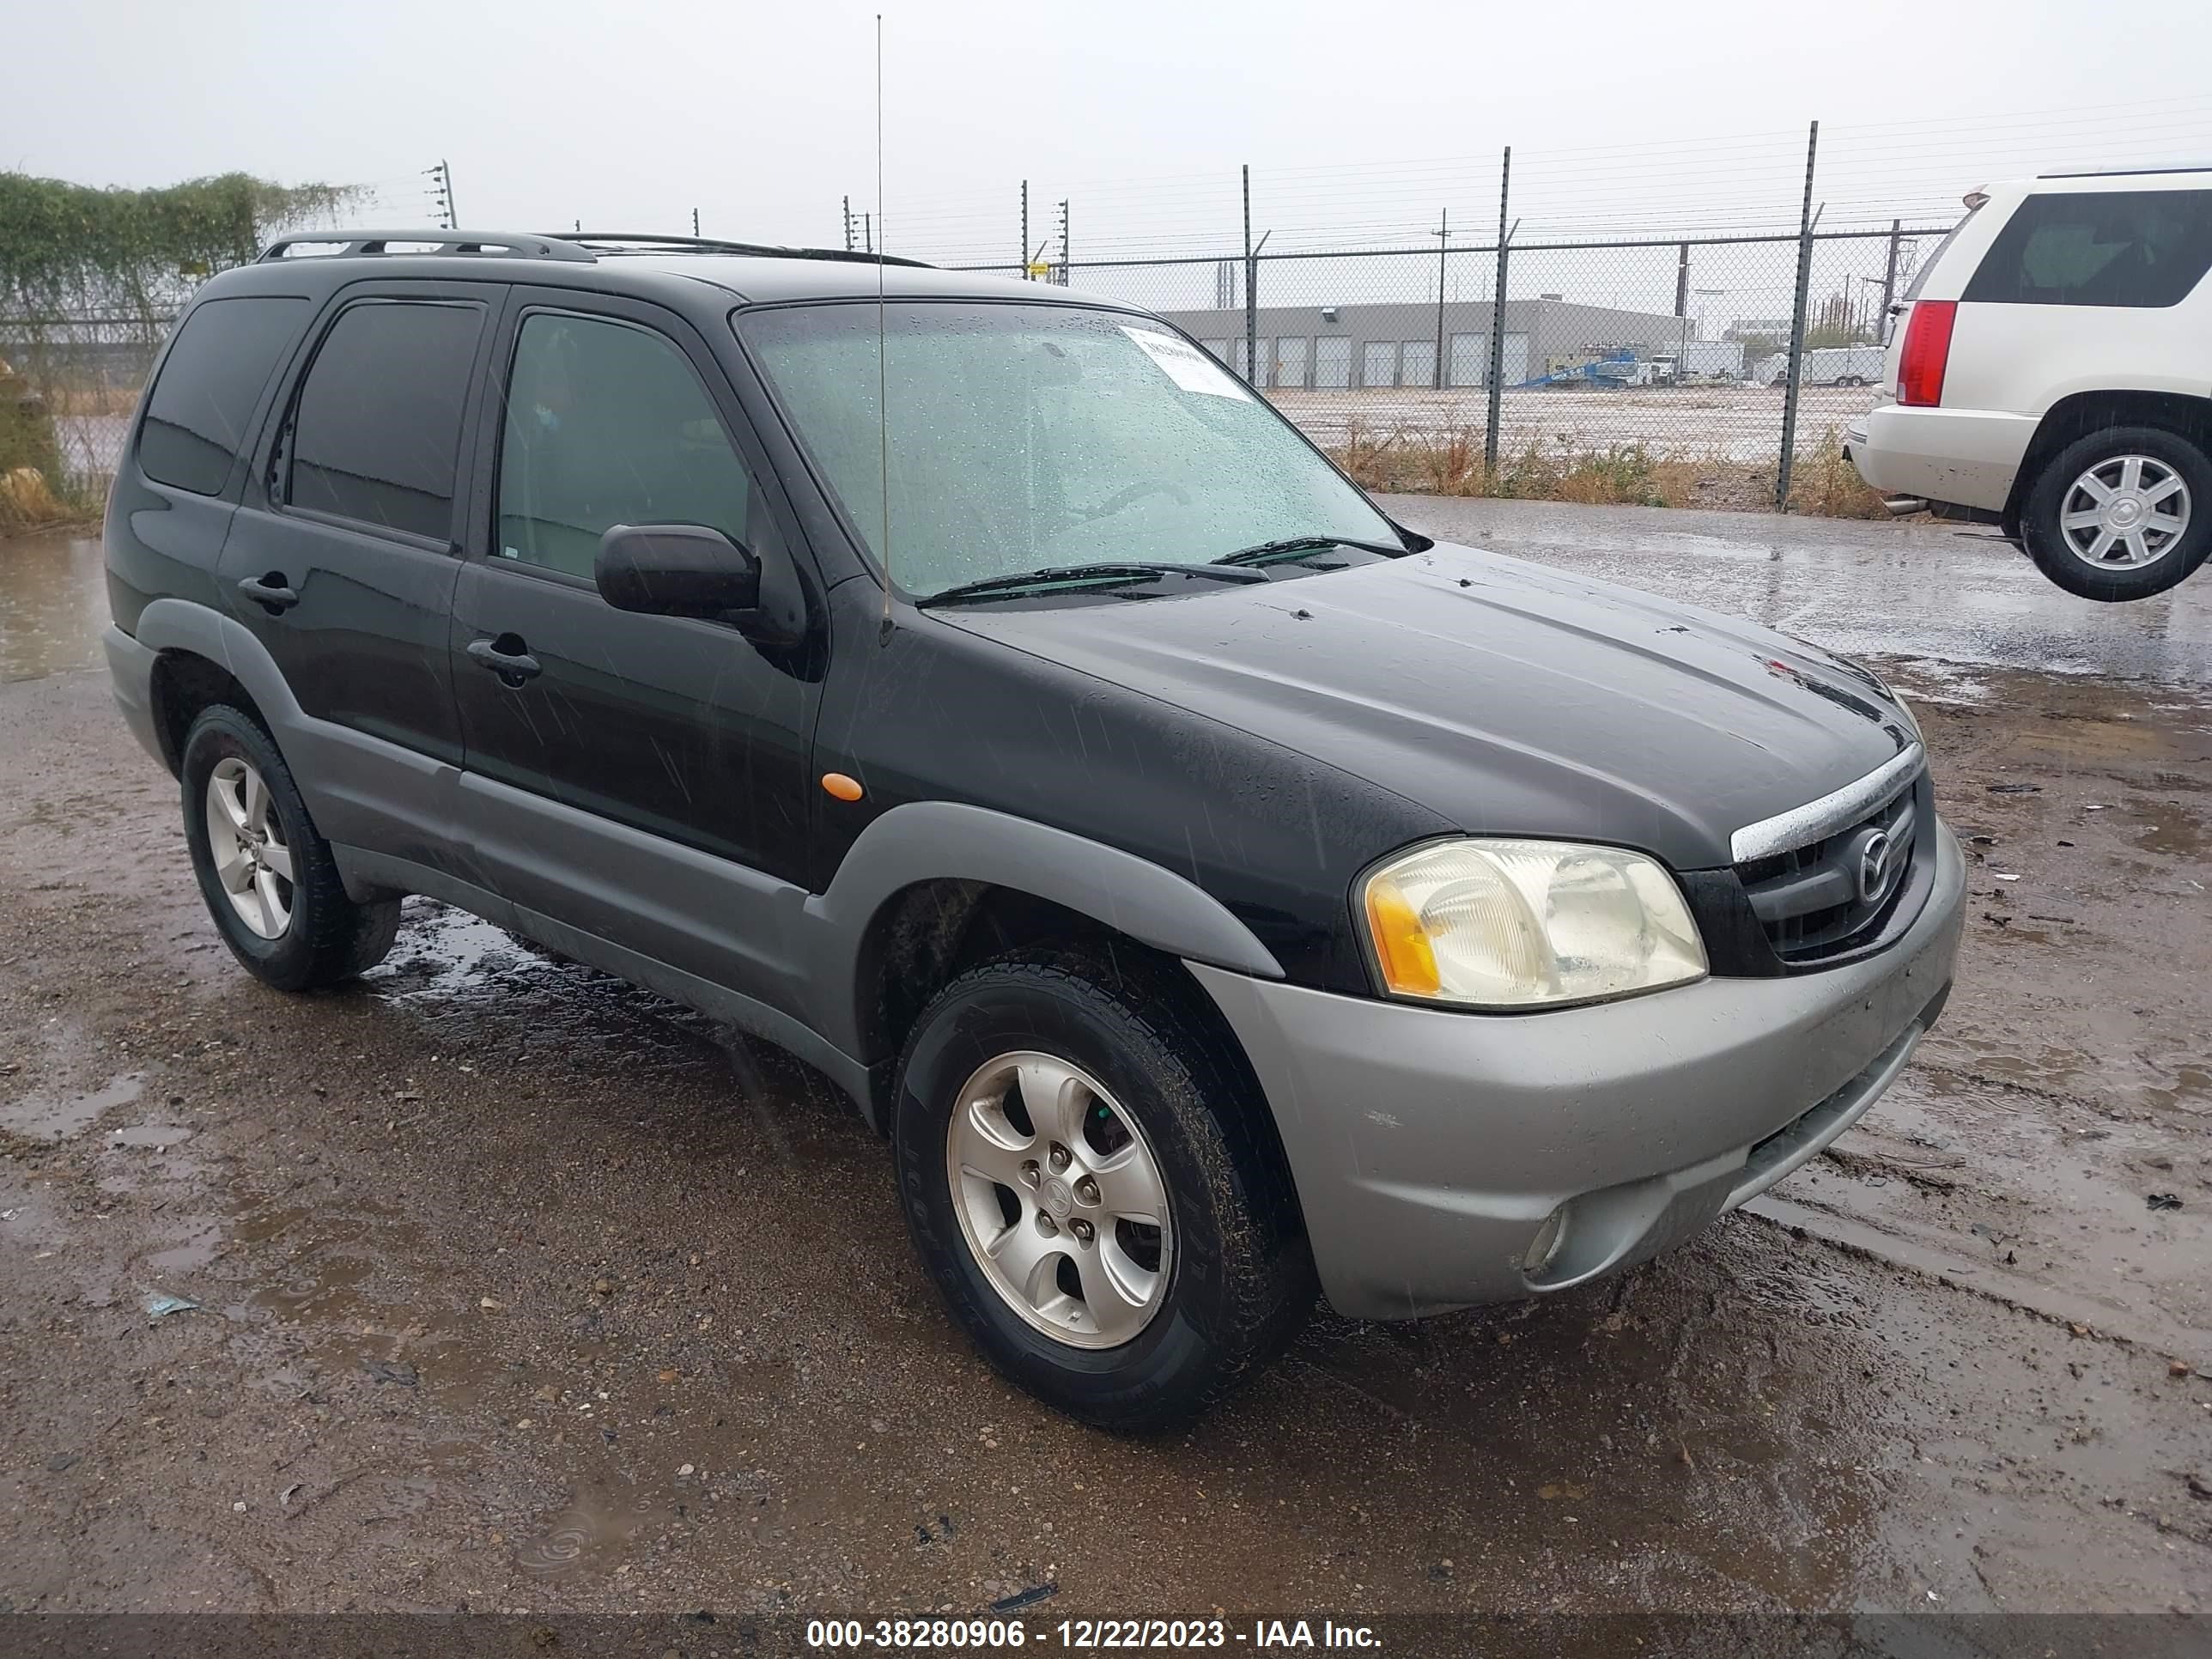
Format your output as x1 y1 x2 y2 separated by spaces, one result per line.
939 543 1918 872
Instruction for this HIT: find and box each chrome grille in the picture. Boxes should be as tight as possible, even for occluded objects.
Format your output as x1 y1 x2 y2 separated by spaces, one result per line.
1735 763 1925 963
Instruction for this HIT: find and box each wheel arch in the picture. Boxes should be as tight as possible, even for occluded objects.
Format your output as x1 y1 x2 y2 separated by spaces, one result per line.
800 802 1287 1123
2005 389 2212 523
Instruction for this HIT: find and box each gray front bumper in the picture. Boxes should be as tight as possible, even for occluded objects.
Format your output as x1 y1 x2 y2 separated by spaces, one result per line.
1189 823 1966 1320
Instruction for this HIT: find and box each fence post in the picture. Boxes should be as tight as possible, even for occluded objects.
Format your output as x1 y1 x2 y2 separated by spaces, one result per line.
1431 210 1449 390
1776 119 1820 511
1485 147 1511 473
1880 216 1902 319
1243 164 1257 385
1021 180 1029 279
1057 198 1070 286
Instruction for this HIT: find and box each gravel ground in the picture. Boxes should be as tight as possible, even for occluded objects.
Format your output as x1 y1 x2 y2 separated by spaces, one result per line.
1 517 2208 1627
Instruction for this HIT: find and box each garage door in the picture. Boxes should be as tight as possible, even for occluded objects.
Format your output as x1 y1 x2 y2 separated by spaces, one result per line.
1314 336 1352 389
1361 341 1396 388
1449 332 1487 386
1401 340 1437 387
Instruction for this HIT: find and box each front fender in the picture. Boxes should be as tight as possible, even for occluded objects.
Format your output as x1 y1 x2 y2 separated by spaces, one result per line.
798 800 1284 1059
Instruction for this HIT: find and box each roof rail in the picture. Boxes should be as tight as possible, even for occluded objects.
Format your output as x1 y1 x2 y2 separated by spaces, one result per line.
563 231 933 269
258 230 597 264
2037 164 2212 180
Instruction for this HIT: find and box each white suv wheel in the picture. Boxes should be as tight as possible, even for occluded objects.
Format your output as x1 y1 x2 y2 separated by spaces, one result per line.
2057 453 2191 571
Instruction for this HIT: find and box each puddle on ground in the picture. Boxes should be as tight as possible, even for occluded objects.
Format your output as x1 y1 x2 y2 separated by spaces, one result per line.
106 1123 193 1150
0 530 108 681
145 1215 224 1275
0 1073 143 1140
515 1475 679 1579
364 899 775 1088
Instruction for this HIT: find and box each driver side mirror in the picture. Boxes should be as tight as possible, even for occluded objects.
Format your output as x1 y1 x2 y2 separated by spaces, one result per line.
595 524 761 621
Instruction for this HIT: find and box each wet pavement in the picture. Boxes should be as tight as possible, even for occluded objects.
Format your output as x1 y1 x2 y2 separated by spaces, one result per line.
1 518 2209 1620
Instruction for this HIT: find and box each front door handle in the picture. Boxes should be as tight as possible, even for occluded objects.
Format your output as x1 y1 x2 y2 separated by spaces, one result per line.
237 573 300 613
466 635 542 685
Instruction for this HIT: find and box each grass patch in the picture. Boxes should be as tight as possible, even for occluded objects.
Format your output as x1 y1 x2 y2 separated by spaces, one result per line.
1326 419 1896 520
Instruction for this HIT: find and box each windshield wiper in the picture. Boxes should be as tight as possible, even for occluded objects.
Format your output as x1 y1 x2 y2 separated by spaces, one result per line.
918 561 1267 607
1212 534 1405 568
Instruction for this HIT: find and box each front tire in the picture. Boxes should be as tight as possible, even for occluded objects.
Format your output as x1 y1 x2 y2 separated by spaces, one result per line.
180 706 400 991
2021 425 2212 601
892 950 1313 1429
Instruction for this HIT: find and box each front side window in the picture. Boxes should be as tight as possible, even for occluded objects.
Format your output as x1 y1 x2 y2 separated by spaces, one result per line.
495 312 782 580
139 296 309 495
1961 189 2212 307
287 300 484 539
738 301 1395 599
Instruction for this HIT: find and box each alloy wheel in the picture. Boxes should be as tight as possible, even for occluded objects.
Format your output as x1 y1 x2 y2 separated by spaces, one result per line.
2059 454 2191 571
945 1050 1173 1348
205 756 295 939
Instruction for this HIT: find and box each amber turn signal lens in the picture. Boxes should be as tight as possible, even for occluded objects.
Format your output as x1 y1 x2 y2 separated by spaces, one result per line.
1364 874 1441 997
821 772 864 801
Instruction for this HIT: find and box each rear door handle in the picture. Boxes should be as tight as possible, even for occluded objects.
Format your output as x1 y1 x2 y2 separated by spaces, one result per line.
466 635 542 684
237 574 300 613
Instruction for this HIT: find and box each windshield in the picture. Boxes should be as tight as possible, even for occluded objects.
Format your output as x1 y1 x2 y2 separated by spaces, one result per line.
737 301 1397 599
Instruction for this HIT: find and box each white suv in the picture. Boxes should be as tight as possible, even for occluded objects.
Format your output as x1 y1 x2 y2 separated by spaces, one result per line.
1846 167 2212 601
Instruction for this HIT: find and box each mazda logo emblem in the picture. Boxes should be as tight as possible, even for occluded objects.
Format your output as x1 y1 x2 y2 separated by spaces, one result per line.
1855 829 1898 905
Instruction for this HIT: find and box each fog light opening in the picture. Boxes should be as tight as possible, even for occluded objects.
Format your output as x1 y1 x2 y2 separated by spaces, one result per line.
1522 1207 1567 1276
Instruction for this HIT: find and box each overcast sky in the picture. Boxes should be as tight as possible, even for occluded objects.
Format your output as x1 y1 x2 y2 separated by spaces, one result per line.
14 0 2212 264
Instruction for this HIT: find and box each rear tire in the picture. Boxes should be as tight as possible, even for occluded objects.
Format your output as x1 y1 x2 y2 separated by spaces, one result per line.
892 949 1314 1430
180 706 400 991
2021 425 2212 602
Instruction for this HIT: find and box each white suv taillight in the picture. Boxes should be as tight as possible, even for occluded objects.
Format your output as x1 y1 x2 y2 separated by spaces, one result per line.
1897 299 1956 407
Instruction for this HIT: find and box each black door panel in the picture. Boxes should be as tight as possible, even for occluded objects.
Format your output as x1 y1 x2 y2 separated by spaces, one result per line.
219 284 499 866
449 293 822 986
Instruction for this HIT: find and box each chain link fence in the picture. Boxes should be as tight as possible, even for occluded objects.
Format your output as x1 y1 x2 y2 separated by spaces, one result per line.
2 316 168 511
4 121 1955 521
954 220 1946 513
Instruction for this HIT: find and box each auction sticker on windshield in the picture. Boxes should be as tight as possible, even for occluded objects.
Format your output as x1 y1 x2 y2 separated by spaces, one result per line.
1120 325 1253 400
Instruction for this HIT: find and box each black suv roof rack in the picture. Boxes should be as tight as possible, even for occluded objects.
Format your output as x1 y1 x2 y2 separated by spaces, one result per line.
258 230 596 264
562 231 933 268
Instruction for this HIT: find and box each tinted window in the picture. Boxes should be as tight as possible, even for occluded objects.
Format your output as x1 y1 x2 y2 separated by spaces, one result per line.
138 297 309 495
496 312 783 579
288 300 484 539
1962 190 2212 307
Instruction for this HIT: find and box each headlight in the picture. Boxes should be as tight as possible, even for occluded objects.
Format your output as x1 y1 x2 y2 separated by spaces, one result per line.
1360 839 1707 1010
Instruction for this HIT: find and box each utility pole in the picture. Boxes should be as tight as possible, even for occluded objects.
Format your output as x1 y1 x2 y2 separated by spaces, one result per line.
426 160 456 229
1777 119 1820 510
843 195 854 252
1055 198 1070 285
1432 208 1450 390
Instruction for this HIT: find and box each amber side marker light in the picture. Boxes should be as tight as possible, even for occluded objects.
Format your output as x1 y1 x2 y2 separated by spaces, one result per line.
1364 875 1441 997
821 773 865 801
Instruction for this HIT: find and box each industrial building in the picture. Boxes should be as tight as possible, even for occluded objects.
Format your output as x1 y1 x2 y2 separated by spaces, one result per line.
1152 295 1706 389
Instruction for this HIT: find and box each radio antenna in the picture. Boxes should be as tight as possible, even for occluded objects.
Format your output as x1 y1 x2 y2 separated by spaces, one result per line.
874 12 892 637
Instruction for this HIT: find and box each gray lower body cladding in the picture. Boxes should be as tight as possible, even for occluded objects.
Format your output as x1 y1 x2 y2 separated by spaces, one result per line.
1188 824 1966 1321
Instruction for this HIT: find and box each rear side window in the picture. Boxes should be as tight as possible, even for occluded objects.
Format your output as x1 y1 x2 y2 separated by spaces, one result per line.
138 297 309 495
1962 190 2212 307
287 299 485 540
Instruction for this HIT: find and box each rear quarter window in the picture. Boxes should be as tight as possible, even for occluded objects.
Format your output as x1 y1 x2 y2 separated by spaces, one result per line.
1961 189 2212 307
137 296 310 495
